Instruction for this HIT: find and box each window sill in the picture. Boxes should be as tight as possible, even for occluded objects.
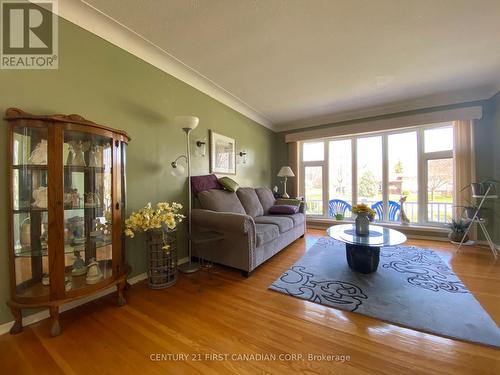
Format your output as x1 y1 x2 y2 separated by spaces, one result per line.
306 216 449 233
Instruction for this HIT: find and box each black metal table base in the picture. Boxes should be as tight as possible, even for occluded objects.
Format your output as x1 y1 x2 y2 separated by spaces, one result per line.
345 244 380 273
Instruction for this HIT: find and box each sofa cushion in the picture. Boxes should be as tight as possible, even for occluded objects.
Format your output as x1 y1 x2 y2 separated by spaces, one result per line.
255 224 279 247
255 187 276 214
236 188 264 217
198 189 246 214
191 174 223 195
281 213 305 227
269 205 299 215
254 215 294 233
219 176 239 192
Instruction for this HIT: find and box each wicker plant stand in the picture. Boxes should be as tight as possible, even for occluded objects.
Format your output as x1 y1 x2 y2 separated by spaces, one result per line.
147 228 178 289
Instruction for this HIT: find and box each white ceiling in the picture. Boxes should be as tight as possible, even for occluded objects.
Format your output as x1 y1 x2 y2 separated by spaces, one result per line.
69 0 500 131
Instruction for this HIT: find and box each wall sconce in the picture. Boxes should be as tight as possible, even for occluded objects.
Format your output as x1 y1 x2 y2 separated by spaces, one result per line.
239 150 247 164
195 138 206 157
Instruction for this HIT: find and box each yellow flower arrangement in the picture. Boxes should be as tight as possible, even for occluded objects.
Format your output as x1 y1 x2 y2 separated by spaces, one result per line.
352 203 376 220
124 202 185 251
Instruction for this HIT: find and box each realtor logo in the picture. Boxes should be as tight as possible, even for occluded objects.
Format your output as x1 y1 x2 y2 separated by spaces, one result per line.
1 0 58 69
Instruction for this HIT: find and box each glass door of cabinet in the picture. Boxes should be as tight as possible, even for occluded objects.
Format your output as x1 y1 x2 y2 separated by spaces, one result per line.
63 130 113 293
11 126 50 298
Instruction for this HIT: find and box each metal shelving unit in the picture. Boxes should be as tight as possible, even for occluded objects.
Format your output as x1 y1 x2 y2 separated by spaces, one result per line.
457 184 498 259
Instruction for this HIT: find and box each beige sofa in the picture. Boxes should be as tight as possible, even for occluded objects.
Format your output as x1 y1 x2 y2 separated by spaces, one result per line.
191 187 305 276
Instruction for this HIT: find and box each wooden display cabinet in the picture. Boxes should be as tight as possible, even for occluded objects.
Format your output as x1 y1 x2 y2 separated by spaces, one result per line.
5 108 131 336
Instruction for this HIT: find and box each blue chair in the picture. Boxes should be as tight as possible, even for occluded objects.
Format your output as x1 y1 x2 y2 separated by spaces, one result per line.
371 201 401 221
328 199 352 218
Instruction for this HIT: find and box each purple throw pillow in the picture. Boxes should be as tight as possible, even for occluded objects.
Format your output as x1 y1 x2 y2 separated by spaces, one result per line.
191 174 223 195
268 204 299 215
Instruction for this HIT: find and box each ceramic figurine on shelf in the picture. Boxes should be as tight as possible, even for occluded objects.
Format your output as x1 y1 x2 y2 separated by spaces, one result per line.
42 273 50 286
14 240 22 254
32 186 48 208
86 258 103 284
28 139 48 164
20 217 31 248
67 141 90 166
88 145 102 167
71 250 86 276
65 278 73 292
71 188 80 208
66 145 74 165
84 192 100 208
399 196 411 225
40 223 48 251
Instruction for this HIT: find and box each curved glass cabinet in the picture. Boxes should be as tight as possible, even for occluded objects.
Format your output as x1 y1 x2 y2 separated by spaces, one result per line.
6 108 131 336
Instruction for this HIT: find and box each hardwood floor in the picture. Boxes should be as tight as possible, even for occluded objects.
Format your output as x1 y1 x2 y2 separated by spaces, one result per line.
1 229 499 374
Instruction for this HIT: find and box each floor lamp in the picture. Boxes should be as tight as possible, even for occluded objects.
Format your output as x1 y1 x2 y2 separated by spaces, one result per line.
171 115 200 273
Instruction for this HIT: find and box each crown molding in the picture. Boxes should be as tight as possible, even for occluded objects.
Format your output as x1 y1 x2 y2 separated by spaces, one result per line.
275 85 500 132
55 0 274 130
285 106 483 143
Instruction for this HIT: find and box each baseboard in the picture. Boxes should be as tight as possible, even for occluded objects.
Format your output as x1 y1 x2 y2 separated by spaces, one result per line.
0 255 194 335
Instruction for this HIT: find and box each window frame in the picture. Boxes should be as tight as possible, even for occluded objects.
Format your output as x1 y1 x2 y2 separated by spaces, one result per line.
299 123 454 226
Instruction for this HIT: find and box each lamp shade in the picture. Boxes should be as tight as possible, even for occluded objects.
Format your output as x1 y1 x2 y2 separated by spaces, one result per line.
170 162 185 177
277 166 295 177
174 115 199 130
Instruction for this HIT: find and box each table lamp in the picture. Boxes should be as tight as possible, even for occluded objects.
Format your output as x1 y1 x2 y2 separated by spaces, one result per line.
277 166 295 198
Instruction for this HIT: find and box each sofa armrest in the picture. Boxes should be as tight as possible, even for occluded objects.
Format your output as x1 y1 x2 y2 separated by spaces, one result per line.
191 209 255 235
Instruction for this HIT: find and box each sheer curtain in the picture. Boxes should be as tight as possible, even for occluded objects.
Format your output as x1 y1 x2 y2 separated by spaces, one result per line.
288 142 299 197
453 120 476 239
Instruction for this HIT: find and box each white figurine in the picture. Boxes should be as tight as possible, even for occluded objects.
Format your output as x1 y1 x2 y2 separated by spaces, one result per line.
28 139 47 164
86 258 103 284
67 141 90 166
399 196 411 225
88 145 102 167
32 186 48 208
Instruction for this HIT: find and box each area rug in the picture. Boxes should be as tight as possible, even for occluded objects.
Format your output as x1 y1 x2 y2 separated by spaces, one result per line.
270 236 500 348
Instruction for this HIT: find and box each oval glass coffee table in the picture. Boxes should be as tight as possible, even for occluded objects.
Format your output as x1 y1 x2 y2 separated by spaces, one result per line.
327 224 407 273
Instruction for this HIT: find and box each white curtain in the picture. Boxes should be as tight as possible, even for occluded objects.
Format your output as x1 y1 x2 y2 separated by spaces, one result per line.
288 142 299 197
453 120 476 239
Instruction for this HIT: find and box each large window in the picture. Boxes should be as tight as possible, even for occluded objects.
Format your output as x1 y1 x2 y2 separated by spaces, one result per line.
388 131 418 222
300 123 454 225
357 136 383 207
329 140 352 218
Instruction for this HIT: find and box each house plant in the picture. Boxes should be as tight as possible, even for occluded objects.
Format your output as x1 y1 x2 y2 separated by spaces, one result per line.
125 202 185 289
446 218 470 243
460 178 499 197
334 213 345 221
352 203 376 235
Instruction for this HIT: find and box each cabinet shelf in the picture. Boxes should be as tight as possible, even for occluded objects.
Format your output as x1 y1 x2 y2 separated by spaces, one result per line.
13 207 48 214
11 164 107 172
14 241 113 258
12 164 47 170
64 165 106 173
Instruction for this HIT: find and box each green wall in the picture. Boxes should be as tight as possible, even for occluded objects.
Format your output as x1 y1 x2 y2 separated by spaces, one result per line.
0 19 275 324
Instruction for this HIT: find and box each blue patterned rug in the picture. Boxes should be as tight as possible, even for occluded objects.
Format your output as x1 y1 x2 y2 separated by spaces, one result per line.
270 237 500 348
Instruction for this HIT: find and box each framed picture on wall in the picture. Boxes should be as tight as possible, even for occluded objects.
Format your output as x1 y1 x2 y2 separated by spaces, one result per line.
210 130 236 174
